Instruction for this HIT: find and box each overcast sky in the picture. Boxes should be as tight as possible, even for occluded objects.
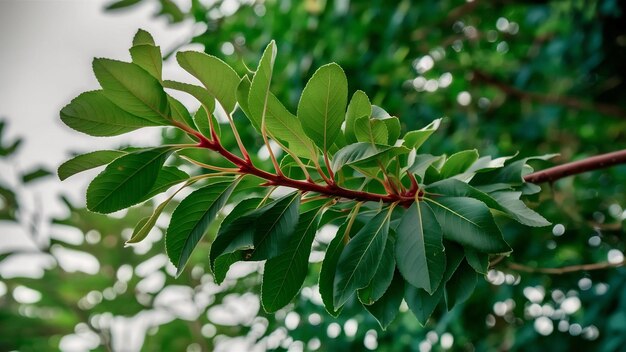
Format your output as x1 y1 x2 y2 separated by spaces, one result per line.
0 0 195 271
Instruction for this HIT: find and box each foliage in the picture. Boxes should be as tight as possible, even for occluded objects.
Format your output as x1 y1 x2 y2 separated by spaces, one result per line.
58 28 554 331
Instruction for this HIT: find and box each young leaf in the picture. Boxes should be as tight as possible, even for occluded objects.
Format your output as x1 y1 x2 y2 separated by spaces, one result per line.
395 202 445 294
380 117 401 145
439 149 479 179
86 147 174 214
404 243 464 325
127 188 181 245
402 118 442 150
364 271 405 330
358 232 396 305
407 154 442 180
60 91 162 136
298 63 348 152
354 117 388 145
176 51 240 112
166 180 239 276
130 44 162 80
92 58 170 124
132 29 155 46
58 150 126 181
262 205 325 312
319 221 349 317
193 106 221 139
333 209 391 308
426 197 511 254
445 260 478 310
345 90 372 143
163 80 216 113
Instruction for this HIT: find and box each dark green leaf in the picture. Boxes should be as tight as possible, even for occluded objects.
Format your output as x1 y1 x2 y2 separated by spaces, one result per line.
464 248 489 275
21 168 51 184
86 147 173 213
358 231 396 305
262 205 325 312
445 260 478 310
139 166 189 201
166 180 239 276
396 202 445 294
332 143 410 172
364 271 405 330
334 209 391 307
319 221 349 317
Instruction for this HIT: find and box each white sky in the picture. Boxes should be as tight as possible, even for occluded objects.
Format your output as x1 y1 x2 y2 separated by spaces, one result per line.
0 0 195 265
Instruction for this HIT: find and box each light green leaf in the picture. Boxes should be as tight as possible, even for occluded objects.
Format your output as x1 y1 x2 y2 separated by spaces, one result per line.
402 118 442 150
167 95 194 128
130 44 162 80
344 90 371 144
127 189 181 245
355 117 388 145
236 75 253 122
262 205 325 312
166 180 239 276
319 221 349 317
490 191 550 226
407 154 442 180
364 271 405 330
396 202 445 294
470 154 558 186
439 149 479 179
426 197 511 254
332 143 410 172
264 94 316 159
193 106 221 139
248 41 277 131
445 260 477 310
86 147 174 214
163 80 216 113
176 51 240 112
93 58 170 124
358 232 396 305
132 29 155 46
298 63 348 152
380 117 401 145
333 210 391 307
60 91 162 136
58 150 126 181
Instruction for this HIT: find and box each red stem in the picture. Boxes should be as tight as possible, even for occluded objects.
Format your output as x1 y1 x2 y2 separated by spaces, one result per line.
524 149 626 184
196 135 414 206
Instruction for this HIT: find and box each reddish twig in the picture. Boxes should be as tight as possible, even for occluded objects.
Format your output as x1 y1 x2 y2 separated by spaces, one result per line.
524 149 626 184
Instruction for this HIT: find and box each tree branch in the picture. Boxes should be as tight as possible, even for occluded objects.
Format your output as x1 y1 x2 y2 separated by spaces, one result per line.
505 259 625 275
524 149 626 184
473 70 626 119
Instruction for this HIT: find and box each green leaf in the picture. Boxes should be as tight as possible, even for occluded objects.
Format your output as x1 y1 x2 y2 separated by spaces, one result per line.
426 179 550 227
264 94 317 159
355 117 388 145
404 243 464 325
176 51 240 112
236 75 253 120
396 202 445 294
262 205 325 312
249 192 301 260
439 149 479 179
127 193 178 245
167 95 195 128
298 63 348 152
248 41 277 130
407 154 442 180
139 166 189 201
333 209 391 308
210 198 261 283
21 168 51 184
130 44 162 81
86 147 173 214
364 271 405 330
426 197 511 254
193 106 221 139
344 90 371 144
402 118 442 150
92 58 170 124
132 29 155 46
445 260 477 310
166 180 239 276
105 0 141 10
379 117 401 145
358 232 396 305
163 80 216 113
464 248 489 275
332 143 410 172
470 154 558 186
60 91 162 136
319 221 349 317
58 150 126 181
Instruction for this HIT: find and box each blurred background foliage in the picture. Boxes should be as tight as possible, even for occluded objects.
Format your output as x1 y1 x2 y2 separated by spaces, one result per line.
2 0 626 350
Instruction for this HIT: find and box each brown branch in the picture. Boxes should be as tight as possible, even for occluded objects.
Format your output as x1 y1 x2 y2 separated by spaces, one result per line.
505 259 625 275
473 70 626 119
524 149 626 184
